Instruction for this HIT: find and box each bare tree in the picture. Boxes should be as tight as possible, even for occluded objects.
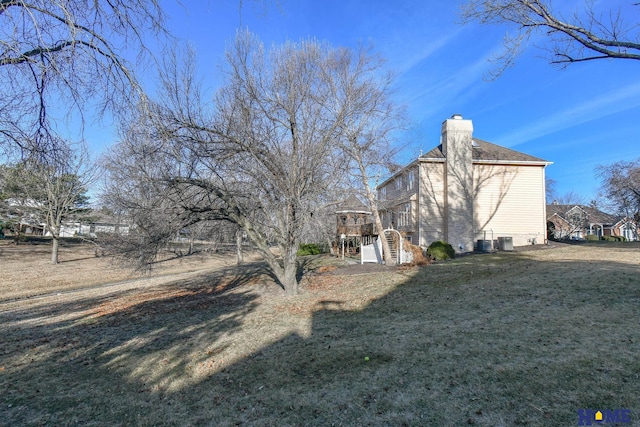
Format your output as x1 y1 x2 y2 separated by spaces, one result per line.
39 145 94 264
103 33 391 294
334 47 406 263
461 0 640 77
553 189 586 205
545 177 556 202
0 142 93 263
0 0 167 159
596 158 640 221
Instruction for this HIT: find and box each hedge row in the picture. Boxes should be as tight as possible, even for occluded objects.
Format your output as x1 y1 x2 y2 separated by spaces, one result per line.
585 234 627 242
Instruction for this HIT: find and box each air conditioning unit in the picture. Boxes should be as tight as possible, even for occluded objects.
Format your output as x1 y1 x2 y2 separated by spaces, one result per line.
476 239 492 252
498 236 513 251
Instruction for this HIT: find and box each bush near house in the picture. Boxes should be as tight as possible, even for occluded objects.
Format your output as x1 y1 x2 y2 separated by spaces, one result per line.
601 235 626 242
297 243 324 256
585 235 599 241
426 240 455 261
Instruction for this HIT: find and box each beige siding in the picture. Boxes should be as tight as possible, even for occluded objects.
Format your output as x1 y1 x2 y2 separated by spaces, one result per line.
382 167 418 201
418 161 446 247
378 166 419 231
473 164 546 246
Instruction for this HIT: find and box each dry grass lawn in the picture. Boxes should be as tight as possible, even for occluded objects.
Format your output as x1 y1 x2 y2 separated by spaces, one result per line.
1 240 639 426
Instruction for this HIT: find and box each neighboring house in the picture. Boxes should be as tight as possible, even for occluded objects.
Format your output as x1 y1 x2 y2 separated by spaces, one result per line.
546 204 638 241
0 200 130 238
377 114 552 252
43 220 131 238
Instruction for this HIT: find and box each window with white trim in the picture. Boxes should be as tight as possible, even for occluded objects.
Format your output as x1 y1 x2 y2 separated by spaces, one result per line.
379 186 386 199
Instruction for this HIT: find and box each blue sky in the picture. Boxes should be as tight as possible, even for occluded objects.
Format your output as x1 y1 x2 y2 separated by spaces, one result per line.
88 0 640 203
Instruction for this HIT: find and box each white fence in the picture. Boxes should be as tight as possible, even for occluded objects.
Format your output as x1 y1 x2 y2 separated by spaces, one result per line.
361 238 383 264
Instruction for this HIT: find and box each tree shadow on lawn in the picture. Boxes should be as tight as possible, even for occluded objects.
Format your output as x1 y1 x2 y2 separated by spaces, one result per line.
2 251 640 426
186 253 640 427
0 261 275 425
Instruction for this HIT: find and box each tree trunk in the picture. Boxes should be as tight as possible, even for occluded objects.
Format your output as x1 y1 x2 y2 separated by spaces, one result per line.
371 205 393 264
280 244 299 295
236 230 243 265
358 163 392 264
254 244 299 295
235 218 299 295
51 236 59 264
326 237 335 255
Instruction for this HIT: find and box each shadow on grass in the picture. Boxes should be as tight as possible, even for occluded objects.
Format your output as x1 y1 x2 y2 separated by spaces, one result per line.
2 249 640 426
188 253 639 426
0 261 274 425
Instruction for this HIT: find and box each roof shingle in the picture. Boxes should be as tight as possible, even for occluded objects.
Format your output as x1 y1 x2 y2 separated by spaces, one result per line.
421 138 549 163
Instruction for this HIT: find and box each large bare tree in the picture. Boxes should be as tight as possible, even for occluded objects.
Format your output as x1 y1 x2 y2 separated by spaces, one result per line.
334 47 406 263
461 1 640 77
104 33 401 294
597 158 640 221
0 0 166 159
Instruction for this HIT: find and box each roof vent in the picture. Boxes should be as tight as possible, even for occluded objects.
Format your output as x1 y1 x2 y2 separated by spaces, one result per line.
451 114 463 120
472 139 479 148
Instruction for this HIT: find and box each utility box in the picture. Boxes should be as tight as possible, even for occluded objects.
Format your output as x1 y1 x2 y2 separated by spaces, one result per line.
498 236 513 251
476 240 492 252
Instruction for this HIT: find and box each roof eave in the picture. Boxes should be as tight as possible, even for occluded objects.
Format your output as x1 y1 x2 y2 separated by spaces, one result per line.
335 209 371 215
473 160 553 166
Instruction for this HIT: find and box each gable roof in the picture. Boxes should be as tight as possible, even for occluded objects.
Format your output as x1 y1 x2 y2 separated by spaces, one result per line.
336 194 371 214
421 138 549 164
546 204 620 225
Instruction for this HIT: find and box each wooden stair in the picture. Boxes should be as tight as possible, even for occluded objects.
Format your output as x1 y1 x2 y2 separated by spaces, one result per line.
385 233 398 264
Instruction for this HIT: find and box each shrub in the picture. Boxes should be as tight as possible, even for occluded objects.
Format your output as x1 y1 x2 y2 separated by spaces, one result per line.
586 235 599 241
297 243 323 256
426 240 455 261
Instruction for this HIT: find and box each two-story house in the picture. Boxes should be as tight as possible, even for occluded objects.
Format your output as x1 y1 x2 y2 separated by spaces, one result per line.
377 114 552 252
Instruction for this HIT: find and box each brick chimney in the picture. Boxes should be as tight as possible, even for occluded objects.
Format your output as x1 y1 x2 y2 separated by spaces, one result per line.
442 114 474 253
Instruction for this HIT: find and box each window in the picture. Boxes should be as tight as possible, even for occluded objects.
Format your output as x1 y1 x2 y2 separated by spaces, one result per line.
407 170 414 191
379 186 386 199
397 203 411 227
395 177 402 190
